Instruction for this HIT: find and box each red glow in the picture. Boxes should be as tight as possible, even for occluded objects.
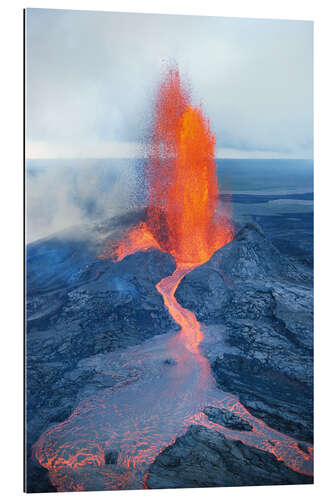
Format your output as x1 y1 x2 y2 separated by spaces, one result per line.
100 222 161 262
105 67 234 265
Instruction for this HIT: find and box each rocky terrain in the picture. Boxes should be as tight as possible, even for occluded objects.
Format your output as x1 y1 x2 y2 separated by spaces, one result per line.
176 223 313 443
26 212 180 491
25 214 313 492
147 425 312 489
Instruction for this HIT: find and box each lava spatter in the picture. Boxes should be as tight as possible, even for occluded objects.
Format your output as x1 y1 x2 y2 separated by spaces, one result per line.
102 66 234 265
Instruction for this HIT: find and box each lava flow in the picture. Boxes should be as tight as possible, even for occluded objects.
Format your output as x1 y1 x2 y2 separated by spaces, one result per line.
32 68 313 491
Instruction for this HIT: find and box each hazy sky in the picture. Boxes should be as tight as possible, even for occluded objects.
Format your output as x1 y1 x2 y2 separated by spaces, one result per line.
26 9 313 159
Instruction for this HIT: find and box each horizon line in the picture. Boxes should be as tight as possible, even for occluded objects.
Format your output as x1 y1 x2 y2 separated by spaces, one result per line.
25 156 314 162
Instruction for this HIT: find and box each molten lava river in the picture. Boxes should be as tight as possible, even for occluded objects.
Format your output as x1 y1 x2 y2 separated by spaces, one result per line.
32 68 313 491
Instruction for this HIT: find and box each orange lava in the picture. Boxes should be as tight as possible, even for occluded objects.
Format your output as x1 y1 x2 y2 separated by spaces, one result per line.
156 264 204 355
100 222 161 262
106 67 234 265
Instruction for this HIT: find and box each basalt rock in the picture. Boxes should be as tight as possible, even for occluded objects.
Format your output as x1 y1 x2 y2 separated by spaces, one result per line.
176 222 313 443
146 425 312 489
25 213 177 492
203 406 252 431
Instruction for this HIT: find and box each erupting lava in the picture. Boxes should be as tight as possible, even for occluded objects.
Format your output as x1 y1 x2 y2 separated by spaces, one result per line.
32 68 313 492
103 67 234 265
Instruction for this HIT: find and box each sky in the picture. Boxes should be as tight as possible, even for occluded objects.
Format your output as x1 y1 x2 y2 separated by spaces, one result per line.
26 9 313 159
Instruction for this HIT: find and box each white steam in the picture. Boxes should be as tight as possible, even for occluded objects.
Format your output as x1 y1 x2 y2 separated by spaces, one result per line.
26 160 141 243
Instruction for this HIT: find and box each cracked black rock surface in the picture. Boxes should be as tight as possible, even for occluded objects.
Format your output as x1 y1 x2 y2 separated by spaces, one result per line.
175 223 313 443
146 426 312 489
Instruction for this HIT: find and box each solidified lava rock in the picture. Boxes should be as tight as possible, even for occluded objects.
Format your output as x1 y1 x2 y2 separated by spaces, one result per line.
105 450 119 465
164 358 177 366
25 460 57 493
146 425 313 489
203 406 252 431
173 266 230 322
176 222 313 443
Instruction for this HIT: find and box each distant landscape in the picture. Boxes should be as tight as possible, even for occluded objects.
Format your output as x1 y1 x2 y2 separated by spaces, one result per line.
26 158 313 241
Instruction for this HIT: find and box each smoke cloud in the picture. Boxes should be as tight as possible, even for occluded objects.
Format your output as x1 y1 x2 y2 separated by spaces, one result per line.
26 9 313 159
26 160 141 242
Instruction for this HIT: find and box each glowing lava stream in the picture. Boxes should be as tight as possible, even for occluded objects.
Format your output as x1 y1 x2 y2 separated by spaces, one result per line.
156 263 314 476
32 261 313 491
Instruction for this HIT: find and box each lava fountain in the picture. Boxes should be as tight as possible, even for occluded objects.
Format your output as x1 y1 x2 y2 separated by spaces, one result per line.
109 67 234 265
32 68 313 492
